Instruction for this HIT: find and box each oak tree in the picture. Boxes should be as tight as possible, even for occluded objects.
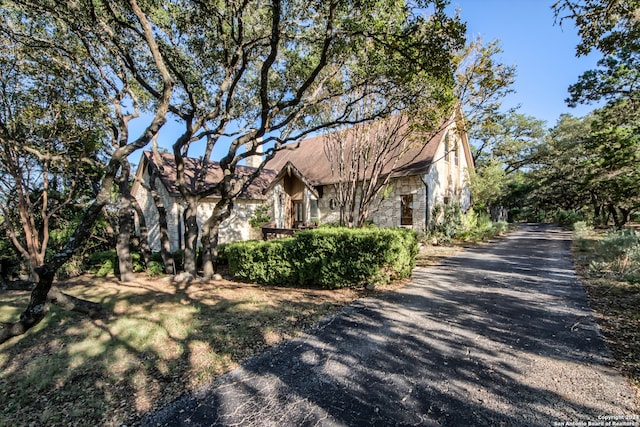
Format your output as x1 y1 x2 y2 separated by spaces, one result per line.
0 0 175 344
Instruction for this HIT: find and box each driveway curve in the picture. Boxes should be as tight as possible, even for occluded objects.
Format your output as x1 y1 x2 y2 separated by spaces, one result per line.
140 224 638 426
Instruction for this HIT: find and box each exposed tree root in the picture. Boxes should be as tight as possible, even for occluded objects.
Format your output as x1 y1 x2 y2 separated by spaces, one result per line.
0 280 104 345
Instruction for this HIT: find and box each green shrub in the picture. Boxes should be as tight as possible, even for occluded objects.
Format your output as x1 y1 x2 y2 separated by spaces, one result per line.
597 229 639 262
554 209 586 227
582 228 640 283
87 250 117 276
427 204 508 244
56 254 84 279
426 202 462 244
249 203 272 228
86 250 158 276
146 260 165 277
572 221 592 232
0 242 22 278
131 252 145 273
216 243 228 265
226 239 297 286
226 227 418 289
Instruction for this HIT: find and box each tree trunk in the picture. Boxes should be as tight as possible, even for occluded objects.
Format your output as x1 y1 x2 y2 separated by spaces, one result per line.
183 195 199 277
620 207 631 228
591 193 604 226
0 146 157 345
116 211 135 281
607 201 623 229
357 206 370 228
0 266 54 344
0 279 103 344
116 162 135 282
148 170 176 275
608 204 631 229
200 225 219 280
47 286 103 316
131 196 152 269
201 201 233 280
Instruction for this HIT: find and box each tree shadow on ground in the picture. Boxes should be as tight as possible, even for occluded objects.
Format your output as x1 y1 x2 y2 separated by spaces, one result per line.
0 273 354 426
140 224 638 426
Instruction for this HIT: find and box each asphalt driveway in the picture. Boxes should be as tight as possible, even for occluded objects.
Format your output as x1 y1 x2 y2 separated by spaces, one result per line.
139 224 639 426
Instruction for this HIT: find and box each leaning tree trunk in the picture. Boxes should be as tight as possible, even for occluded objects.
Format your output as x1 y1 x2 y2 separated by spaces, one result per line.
1 275 102 316
0 197 109 345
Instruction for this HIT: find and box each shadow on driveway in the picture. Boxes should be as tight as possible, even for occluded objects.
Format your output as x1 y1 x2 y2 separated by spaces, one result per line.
139 224 638 426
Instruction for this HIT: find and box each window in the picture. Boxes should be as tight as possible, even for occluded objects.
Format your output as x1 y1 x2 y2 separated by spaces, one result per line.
401 195 413 226
293 201 304 223
444 131 451 163
453 140 459 166
310 199 319 222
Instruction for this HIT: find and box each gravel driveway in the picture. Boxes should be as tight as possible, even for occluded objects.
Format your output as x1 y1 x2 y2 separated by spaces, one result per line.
140 224 639 426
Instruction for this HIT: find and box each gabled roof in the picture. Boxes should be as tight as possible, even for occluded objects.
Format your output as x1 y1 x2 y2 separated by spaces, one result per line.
140 151 277 200
135 112 473 201
265 117 451 186
265 160 320 198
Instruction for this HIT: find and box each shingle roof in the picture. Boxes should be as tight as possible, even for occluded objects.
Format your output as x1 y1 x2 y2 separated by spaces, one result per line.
140 118 452 200
142 151 277 200
265 119 447 186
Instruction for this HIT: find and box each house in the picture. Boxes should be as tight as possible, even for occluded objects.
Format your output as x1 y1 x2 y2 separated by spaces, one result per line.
133 114 474 252
265 115 474 231
132 152 277 252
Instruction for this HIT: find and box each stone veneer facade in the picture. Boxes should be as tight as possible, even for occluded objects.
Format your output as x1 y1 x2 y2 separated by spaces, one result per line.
312 125 472 231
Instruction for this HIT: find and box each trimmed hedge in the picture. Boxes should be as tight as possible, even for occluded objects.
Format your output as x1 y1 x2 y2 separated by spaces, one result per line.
225 227 418 289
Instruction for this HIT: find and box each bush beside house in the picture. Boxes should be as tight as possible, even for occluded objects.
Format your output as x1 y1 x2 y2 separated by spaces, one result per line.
226 227 418 289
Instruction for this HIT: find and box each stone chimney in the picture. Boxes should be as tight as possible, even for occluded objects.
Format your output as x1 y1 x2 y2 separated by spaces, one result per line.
245 139 264 169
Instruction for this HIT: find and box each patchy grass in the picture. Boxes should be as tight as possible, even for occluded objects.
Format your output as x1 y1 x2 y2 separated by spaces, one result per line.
573 226 640 398
415 243 464 267
0 272 407 426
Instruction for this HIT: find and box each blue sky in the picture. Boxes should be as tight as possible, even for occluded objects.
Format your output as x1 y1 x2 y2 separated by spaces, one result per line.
447 0 602 127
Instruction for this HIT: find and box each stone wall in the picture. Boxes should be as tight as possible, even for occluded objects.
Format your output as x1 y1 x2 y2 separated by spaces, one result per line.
312 123 473 232
315 176 427 230
133 119 474 248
